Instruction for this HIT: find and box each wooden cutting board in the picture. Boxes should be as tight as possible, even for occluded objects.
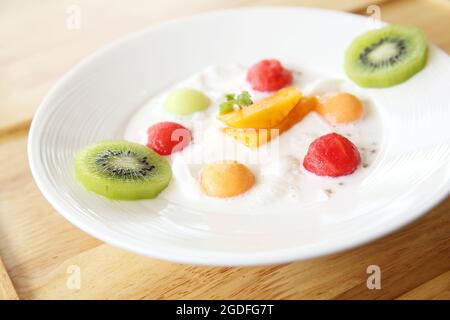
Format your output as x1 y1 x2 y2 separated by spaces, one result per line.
1 0 449 300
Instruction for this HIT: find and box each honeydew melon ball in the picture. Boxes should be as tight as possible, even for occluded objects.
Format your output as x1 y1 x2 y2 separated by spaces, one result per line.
163 88 210 115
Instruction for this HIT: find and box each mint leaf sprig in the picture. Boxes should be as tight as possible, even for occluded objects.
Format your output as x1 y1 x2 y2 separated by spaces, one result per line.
219 91 253 114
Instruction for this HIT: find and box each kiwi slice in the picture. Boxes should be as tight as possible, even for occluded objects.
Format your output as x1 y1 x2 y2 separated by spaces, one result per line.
345 25 428 88
74 140 172 200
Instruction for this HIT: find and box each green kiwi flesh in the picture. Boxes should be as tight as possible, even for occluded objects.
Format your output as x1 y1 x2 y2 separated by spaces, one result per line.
345 25 428 88
74 140 172 200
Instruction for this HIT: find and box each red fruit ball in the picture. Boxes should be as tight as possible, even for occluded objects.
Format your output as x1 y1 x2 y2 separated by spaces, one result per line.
146 122 192 156
247 59 293 92
303 133 361 177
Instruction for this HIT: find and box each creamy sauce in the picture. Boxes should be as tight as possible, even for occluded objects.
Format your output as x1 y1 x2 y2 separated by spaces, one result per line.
124 64 382 213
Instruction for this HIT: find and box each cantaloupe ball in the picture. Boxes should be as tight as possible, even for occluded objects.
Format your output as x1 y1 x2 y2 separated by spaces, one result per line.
316 92 363 124
199 161 255 198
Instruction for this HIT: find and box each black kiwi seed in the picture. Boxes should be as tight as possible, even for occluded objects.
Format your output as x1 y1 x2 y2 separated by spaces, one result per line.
359 37 407 69
95 150 156 179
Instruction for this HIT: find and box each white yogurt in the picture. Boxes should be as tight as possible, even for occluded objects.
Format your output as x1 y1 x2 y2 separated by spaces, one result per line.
124 64 382 213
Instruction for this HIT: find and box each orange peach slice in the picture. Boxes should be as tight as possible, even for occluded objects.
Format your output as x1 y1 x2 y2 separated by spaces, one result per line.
199 161 255 198
224 96 318 149
217 86 301 128
316 92 363 124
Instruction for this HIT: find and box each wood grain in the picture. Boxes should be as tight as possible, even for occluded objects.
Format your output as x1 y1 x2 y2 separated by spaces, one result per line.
0 0 449 300
15 200 450 300
397 271 450 300
0 257 18 300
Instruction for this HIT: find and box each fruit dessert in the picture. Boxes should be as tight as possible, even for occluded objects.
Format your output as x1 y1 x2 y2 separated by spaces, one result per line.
76 24 427 207
74 140 172 200
303 133 361 177
122 59 383 209
345 25 428 88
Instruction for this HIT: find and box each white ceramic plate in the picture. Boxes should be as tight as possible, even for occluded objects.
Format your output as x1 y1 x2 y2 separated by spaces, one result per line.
28 7 450 266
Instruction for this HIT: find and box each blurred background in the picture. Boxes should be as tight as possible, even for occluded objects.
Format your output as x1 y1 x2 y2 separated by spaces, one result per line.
0 0 449 300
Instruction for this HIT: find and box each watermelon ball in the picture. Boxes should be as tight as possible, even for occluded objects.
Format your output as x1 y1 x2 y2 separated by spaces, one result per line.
247 59 293 92
303 133 361 177
146 122 192 156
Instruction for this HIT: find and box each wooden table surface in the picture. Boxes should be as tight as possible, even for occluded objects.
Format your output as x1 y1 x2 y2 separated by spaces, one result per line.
1 0 449 300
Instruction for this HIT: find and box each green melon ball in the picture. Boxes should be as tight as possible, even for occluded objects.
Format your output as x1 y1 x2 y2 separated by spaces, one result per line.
163 88 210 115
